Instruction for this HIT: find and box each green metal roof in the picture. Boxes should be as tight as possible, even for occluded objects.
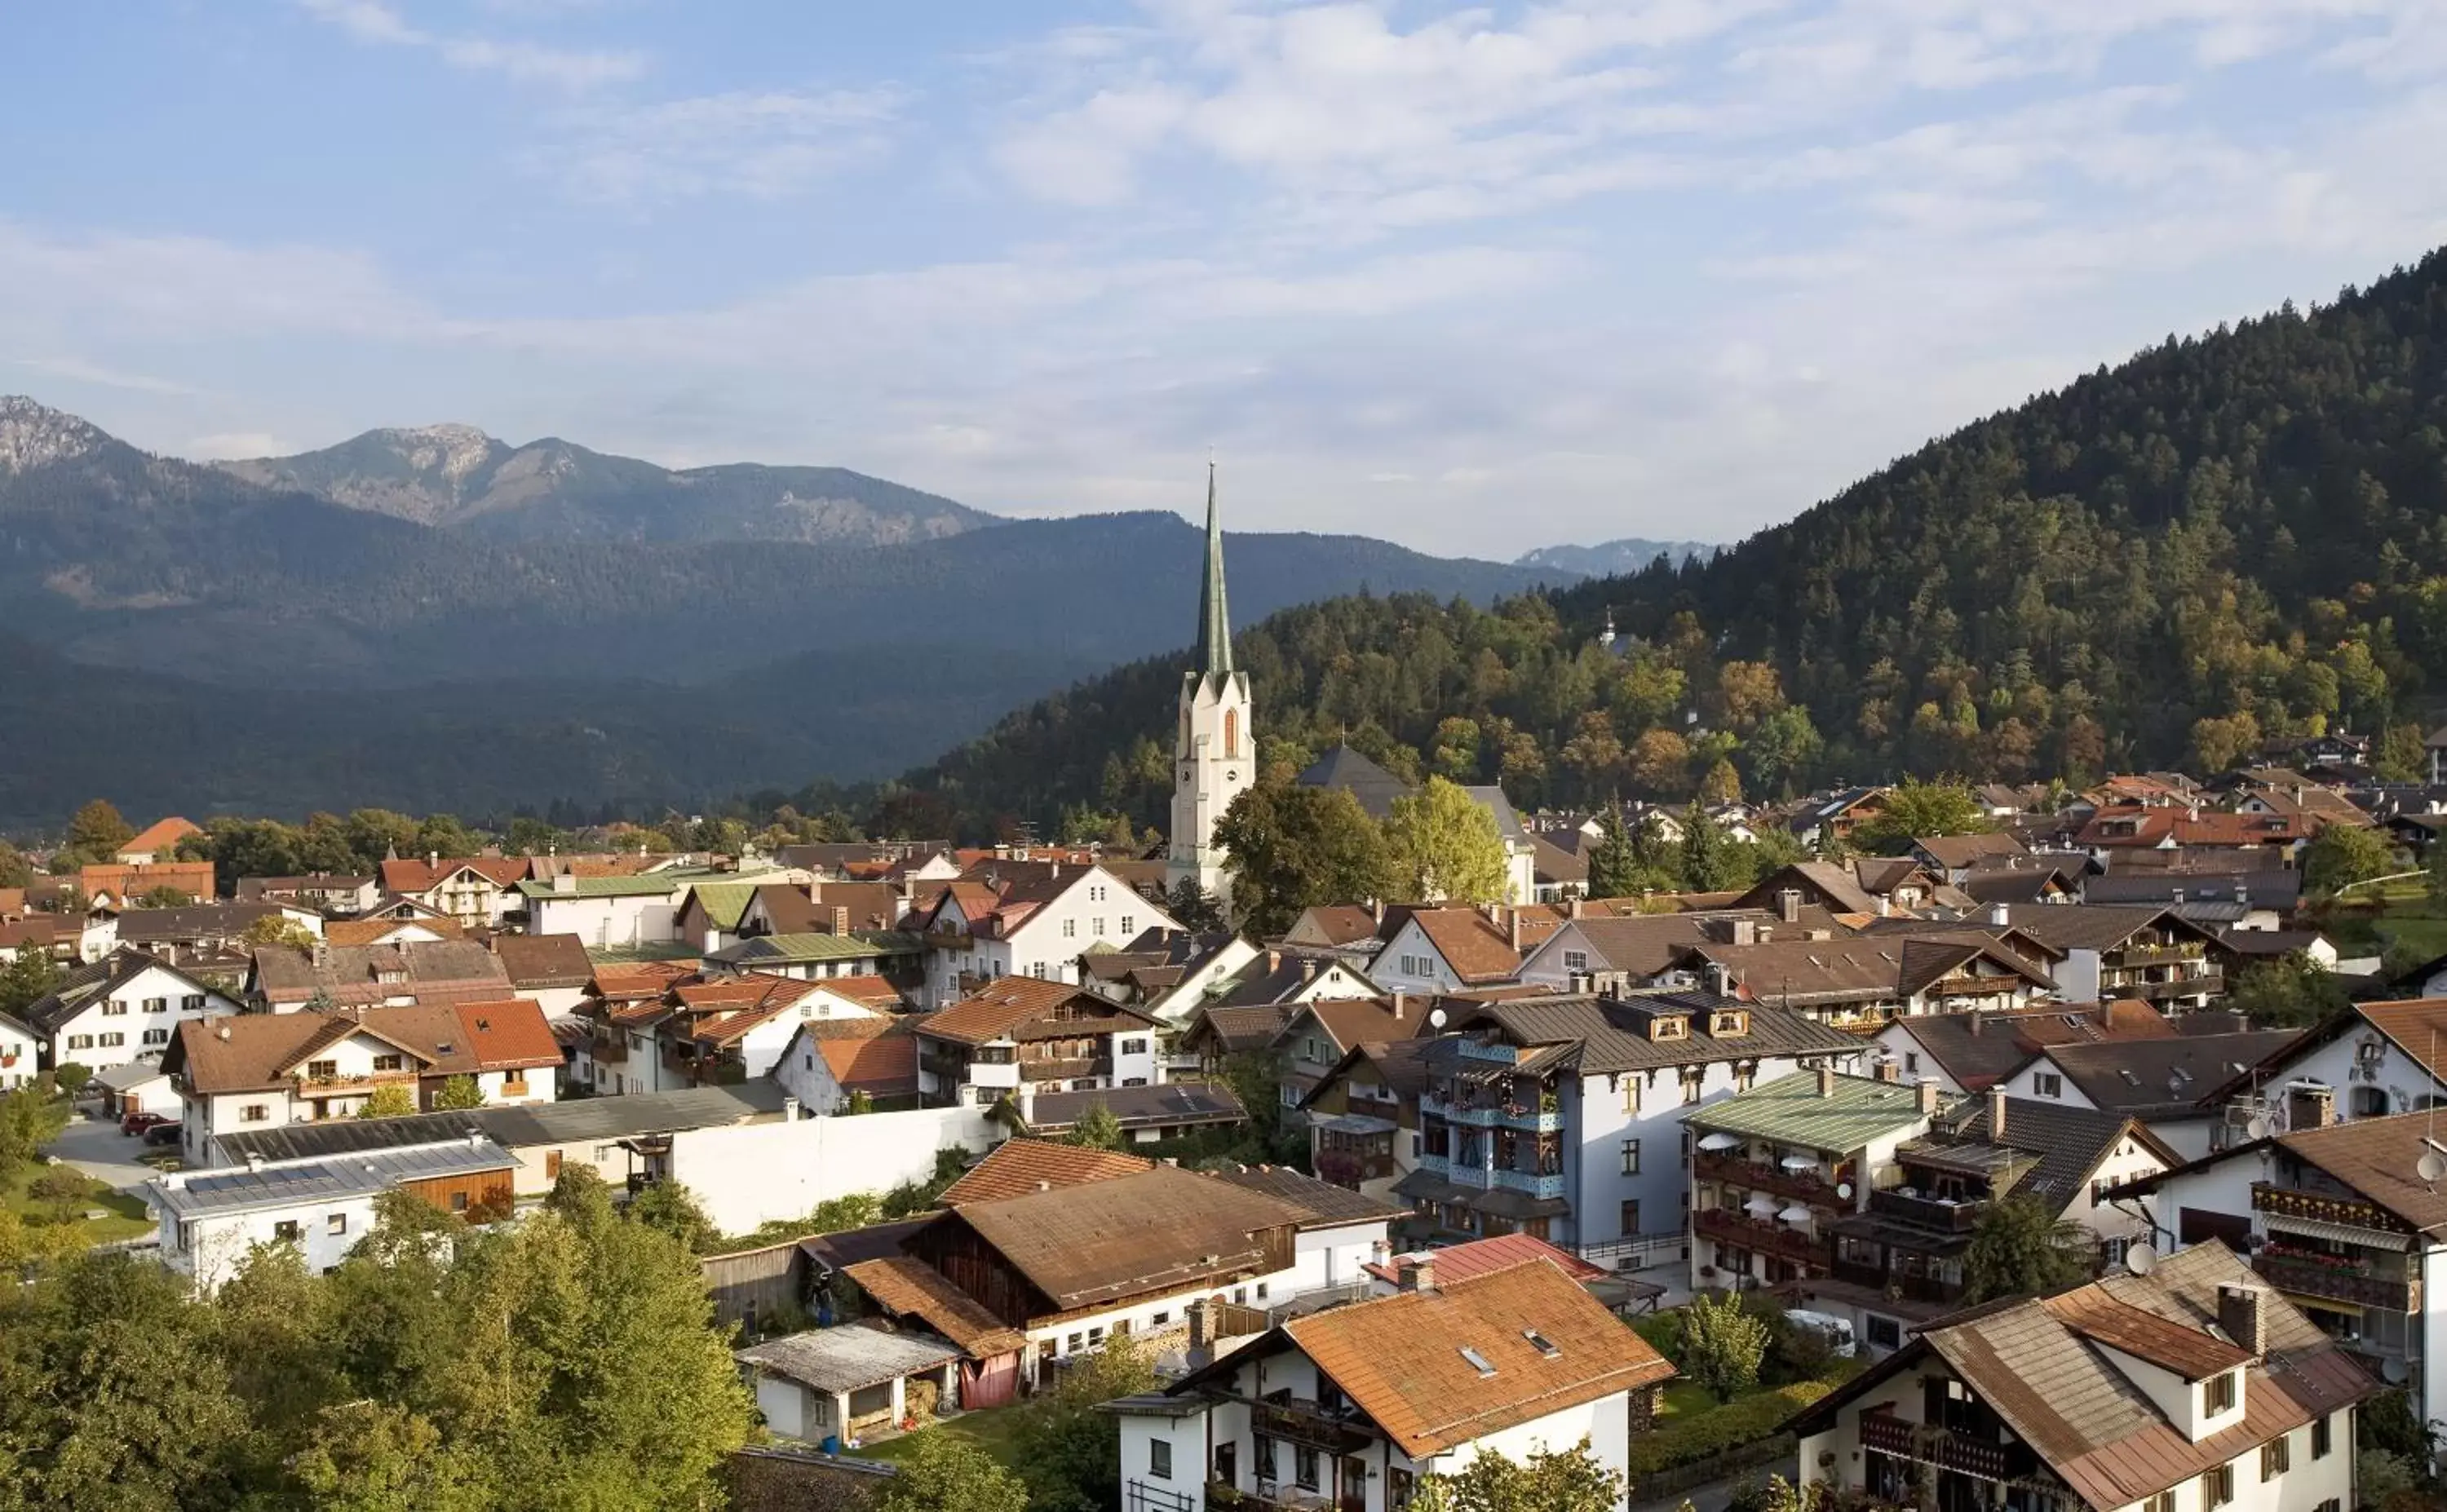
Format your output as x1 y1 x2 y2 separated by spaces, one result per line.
719 931 923 962
1684 1070 1954 1155
518 868 771 900
685 883 760 931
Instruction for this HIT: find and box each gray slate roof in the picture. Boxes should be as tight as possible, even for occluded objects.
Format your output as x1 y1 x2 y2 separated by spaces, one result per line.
736 1326 962 1394
151 1137 514 1221
1450 990 1862 1075
211 1081 788 1165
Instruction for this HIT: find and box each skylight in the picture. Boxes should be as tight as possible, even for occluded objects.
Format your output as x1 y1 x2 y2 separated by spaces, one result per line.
1459 1346 1497 1377
1523 1329 1561 1359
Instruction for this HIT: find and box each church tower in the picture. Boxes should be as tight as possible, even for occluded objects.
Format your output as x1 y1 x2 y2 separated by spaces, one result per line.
1167 462 1253 903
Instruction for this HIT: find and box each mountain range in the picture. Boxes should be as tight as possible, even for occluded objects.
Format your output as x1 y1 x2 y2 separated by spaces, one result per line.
0 399 1570 825
1512 537 1719 575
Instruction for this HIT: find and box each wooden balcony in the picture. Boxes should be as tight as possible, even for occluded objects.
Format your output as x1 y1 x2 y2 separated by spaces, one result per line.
2252 1252 2420 1312
1249 1398 1375 1455
2251 1183 2412 1236
1870 1188 1989 1232
1860 1410 2015 1482
1694 1150 1846 1207
1695 1207 1830 1270
1833 1258 1967 1306
2117 971 2223 1001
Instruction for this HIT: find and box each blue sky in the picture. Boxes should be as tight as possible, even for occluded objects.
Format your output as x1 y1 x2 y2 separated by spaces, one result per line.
4 1 2445 558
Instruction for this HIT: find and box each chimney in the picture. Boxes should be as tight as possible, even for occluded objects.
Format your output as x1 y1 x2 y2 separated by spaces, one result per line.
467 1131 484 1149
1570 895 1586 920
1778 889 1801 925
1988 1085 2007 1138
1508 909 1522 953
1302 958 1317 982
1017 1085 1036 1127
427 851 438 869
552 871 576 895
1730 919 1756 946
1398 1255 1436 1293
1816 1064 1836 1099
2236 883 2249 910
1916 1077 1941 1115
246 1153 264 1173
1988 902 2010 927
1967 1013 1982 1037
1390 992 1405 1021
1372 899 1385 923
1267 949 1281 975
782 1096 801 1122
1874 1058 1900 1084
832 906 849 935
2218 1284 2267 1359
1709 962 1732 998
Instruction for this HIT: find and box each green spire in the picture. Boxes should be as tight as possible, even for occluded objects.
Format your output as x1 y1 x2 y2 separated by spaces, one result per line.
1196 458 1233 676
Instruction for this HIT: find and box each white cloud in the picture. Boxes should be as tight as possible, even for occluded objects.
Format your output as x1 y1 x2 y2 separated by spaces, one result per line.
294 0 644 88
7 356 201 396
188 431 293 459
533 87 910 205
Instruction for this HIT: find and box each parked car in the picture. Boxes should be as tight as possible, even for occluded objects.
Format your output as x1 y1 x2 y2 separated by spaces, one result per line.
141 1122 183 1147
122 1111 173 1137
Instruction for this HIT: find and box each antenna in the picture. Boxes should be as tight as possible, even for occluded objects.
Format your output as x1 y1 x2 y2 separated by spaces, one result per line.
1427 1007 1448 1030
2124 1244 2157 1276
2420 1150 2446 1190
2245 1115 2272 1142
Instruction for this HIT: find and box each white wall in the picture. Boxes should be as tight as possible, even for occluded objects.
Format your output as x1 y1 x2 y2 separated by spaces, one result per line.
664 1105 1001 1233
162 1191 380 1293
1445 1396 1631 1512
528 891 683 948
51 966 240 1073
0 1018 38 1090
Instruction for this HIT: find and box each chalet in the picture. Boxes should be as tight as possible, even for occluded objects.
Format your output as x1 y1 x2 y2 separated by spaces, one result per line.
2083 871 2300 931
2076 803 2311 864
22 948 241 1074
1176 1003 1299 1072
772 1017 920 1112
674 881 763 953
701 929 923 984
1661 932 2057 1032
913 864 1184 1007
250 939 513 1013
1518 906 1844 996
236 872 380 914
1787 787 1890 847
1909 830 2030 882
378 855 533 927
1993 904 2228 1010
1793 1244 2373 1512
1368 906 1555 996
1301 1038 1439 1200
489 932 597 1016
322 914 461 948
912 976 1165 1106
1113 1254 1675 1512
79 860 217 910
1870 1000 2241 1094
0 1010 38 1091
1994 1029 2300 1160
2201 997 2447 1143
1279 905 1387 969
657 971 890 1086
1079 930 1258 1021
1270 997 1431 1124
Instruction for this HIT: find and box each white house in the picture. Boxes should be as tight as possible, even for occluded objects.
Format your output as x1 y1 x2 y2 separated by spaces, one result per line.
1112 1253 1676 1512
22 948 241 1076
1990 1028 2301 1161
0 1009 41 1090
1367 907 1538 997
2201 997 2447 1141
916 866 1182 1008
772 1019 919 1114
913 977 1166 1107
378 856 533 929
517 872 698 948
1792 1244 2373 1512
659 973 895 1085
148 1134 518 1293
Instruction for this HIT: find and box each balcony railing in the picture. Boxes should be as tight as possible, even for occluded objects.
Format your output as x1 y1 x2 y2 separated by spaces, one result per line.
1249 1399 1375 1454
294 1070 418 1097
1490 1169 1568 1199
2110 941 2206 966
1833 1258 1967 1306
2252 1252 2420 1312
2118 971 2224 1001
1860 1410 2013 1482
1694 1150 1847 1208
1020 1055 1112 1081
1695 1208 1830 1269
1870 1188 1989 1232
2251 1183 2411 1236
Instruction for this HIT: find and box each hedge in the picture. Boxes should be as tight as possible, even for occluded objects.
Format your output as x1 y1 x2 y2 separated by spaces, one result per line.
1627 1382 1834 1475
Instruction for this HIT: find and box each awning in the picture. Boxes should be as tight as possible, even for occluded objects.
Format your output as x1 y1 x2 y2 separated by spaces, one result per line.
1781 1155 1818 1173
1698 1132 1743 1152
2264 1214 2415 1252
2280 1292 2364 1318
1745 1194 1778 1217
1778 1205 1814 1223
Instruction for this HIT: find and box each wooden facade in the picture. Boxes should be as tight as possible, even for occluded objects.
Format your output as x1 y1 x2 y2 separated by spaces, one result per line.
399 1168 516 1220
903 1213 1299 1331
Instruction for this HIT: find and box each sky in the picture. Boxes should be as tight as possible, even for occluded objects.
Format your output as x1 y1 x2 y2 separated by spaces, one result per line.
3 2 2446 560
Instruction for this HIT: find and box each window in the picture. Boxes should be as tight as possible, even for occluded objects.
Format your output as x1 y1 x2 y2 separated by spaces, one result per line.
146 997 169 1013
449 1191 468 1213
1294 1446 1320 1491
67 1034 93 1050
101 1000 129 1016
2034 1072 2064 1099
2261 1436 2290 1480
1120 917 1135 937
181 994 205 1012
1564 950 1589 972
1254 1437 1278 1482
1066 1333 1084 1351
1232 1287 1246 1304
1905 1051 1919 1073
545 1152 563 1179
142 1028 168 1046
1088 1326 1105 1345
99 1032 124 1048
1621 1139 1640 1175
1149 1440 1173 1480
2144 1496 2175 1512
372 1054 403 1072
1121 1037 1148 1055
2206 1464 2235 1509
242 1103 268 1122
1254 1282 1268 1299
1410 1132 1422 1157
1063 918 1077 939
273 1221 301 1242
1151 1310 1170 1327
327 1213 348 1236
1094 917 1107 936
1621 1199 1641 1235
1710 1010 1748 1037
307 1059 337 1080
1649 1015 1687 1041
2312 1414 2333 1459
1865 1315 1902 1351
1623 1079 1641 1113
1682 1070 1704 1104
2206 1371 2237 1414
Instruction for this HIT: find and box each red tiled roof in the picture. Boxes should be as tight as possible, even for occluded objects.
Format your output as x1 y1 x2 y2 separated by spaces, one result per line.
450 999 564 1071
1361 1233 1607 1287
936 1138 1152 1206
818 1032 919 1096
119 817 202 856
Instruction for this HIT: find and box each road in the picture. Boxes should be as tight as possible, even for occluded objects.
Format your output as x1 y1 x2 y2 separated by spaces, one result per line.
43 1106 163 1191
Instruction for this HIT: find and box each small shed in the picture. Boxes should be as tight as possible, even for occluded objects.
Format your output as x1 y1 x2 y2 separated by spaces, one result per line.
93 1061 178 1119
736 1326 964 1447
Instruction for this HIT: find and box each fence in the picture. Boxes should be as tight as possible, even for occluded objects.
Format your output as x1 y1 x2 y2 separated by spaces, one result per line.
701 1239 810 1331
1630 1432 1796 1504
1573 1227 1689 1273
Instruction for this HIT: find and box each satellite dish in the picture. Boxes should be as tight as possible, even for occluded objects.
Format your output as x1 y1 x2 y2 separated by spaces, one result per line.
2124 1245 2157 1276
2245 1116 2272 1142
2418 1151 2446 1185
1427 1008 1449 1030
1837 1182 1854 1200
2385 1357 2410 1385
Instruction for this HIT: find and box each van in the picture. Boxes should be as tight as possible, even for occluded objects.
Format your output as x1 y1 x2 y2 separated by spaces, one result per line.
1781 1308 1857 1357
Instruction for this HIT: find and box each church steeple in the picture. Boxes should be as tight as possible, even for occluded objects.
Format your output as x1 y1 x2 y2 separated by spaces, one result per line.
1195 458 1232 677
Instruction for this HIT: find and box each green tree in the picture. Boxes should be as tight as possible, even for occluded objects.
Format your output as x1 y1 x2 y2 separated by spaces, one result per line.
1383 776 1510 904
1063 1102 1126 1152
135 885 194 909
0 1085 71 1177
2228 952 2351 1029
1964 1194 2094 1302
1698 758 1743 807
1853 777 1989 853
1163 877 1224 933
1212 783 1392 937
1018 1334 1159 1512
355 1083 418 1120
0 943 65 1020
1679 805 1748 892
627 1179 721 1255
245 913 320 950
0 839 34 889
65 798 136 855
289 1399 494 1512
1680 1290 1770 1402
2378 723 2430 785
2303 821 2399 897
1411 1439 1626 1512
1586 804 1642 900
881 1430 1031 1512
431 1074 486 1110
843 1089 878 1115
51 1063 91 1096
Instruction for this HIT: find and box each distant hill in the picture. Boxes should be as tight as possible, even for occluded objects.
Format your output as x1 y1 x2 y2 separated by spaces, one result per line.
0 398 1569 821
1514 538 1719 575
215 424 998 546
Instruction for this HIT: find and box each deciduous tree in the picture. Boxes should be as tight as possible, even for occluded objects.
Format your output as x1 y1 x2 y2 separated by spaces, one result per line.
2303 821 2398 897
431 1075 485 1110
1965 1195 2094 1302
1680 1290 1770 1402
1213 783 1393 937
1383 776 1510 904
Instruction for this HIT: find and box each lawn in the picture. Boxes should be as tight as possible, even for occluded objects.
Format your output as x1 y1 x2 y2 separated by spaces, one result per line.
1657 1381 1721 1419
1 1162 155 1247
2372 891 2447 963
848 1408 1037 1469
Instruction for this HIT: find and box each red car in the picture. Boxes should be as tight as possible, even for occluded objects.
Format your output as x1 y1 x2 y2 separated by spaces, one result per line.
121 1111 173 1137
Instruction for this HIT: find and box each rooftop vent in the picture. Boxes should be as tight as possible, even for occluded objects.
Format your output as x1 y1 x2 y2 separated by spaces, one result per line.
1458 1346 1498 1378
1522 1329 1561 1359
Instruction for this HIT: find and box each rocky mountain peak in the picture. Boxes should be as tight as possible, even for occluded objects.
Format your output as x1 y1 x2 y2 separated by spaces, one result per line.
0 396 110 474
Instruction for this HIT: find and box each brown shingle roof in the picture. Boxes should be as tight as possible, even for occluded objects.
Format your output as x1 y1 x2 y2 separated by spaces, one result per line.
1404 908 1527 985
490 932 593 988
1277 997 1428 1055
816 1031 919 1098
379 856 532 894
936 1138 1153 1206
166 997 558 1093
843 1256 1028 1358
1279 1258 1675 1455
915 977 1154 1046
2268 1110 2447 1233
946 1165 1309 1313
119 817 202 857
324 916 465 947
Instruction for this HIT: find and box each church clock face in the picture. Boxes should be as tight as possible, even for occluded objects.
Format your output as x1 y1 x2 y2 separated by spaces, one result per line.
1226 771 1237 781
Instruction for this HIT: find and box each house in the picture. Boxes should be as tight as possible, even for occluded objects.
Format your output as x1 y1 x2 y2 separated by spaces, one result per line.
912 976 1165 1106
1083 931 1259 1024
1787 787 1890 847
912 864 1184 1007
1112 1253 1676 1512
115 816 202 865
1302 1038 1440 1201
1398 991 1862 1249
1961 858 2086 908
663 971 900 1086
148 1132 519 1292
1662 932 2058 1032
22 948 242 1074
772 1018 921 1113
1202 1162 1407 1304
1908 831 2030 884
1368 906 1554 996
0 1009 38 1090
936 1137 1153 1206
518 869 757 948
1516 912 1732 996
164 997 560 1162
1268 996 1430 1124
896 1164 1328 1386
1204 950 1382 1015
236 873 380 915
836 1253 1030 1411
93 1060 179 1120
378 855 533 928
1530 832 1590 903
250 939 514 1013
701 929 924 986
489 933 597 1017
1994 1030 2302 1160
321 914 461 948
117 900 325 991
735 1327 965 1445
2076 804 2312 864
1794 1241 2373 1512
80 860 218 910
1780 1085 2177 1352
1011 1081 1246 1144
567 961 697 1097
1870 1001 2237 1094
1994 904 2228 1010
2084 872 2301 931
1280 905 1389 967
1359 1231 1609 1293
2201 997 2447 1142
1296 745 1541 904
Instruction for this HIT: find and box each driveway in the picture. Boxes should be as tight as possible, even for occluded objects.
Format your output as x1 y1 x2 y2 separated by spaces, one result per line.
43 1106 164 1191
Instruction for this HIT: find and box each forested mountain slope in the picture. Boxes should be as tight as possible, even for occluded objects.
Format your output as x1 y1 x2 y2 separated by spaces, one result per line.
898 247 2447 838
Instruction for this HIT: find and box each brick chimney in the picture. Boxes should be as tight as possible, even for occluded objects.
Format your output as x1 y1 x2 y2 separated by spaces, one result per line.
1399 1255 1436 1293
1917 1077 1942 1114
1816 1064 1836 1099
832 906 849 935
1988 1085 2007 1138
2218 1284 2267 1359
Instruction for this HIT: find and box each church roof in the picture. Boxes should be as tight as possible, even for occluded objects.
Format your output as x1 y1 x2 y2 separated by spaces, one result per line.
1297 745 1414 818
1196 461 1233 678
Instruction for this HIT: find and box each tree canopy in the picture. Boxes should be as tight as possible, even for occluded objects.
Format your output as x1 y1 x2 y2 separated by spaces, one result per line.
1965 1194 2095 1302
1212 782 1393 937
1384 776 1511 904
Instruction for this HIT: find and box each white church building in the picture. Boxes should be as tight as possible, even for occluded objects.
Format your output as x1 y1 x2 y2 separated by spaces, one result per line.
1166 462 1254 907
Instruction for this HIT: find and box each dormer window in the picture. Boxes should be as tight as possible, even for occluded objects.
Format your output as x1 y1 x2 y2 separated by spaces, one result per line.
2205 1371 2237 1414
1710 1010 1748 1037
1649 1015 1688 1041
